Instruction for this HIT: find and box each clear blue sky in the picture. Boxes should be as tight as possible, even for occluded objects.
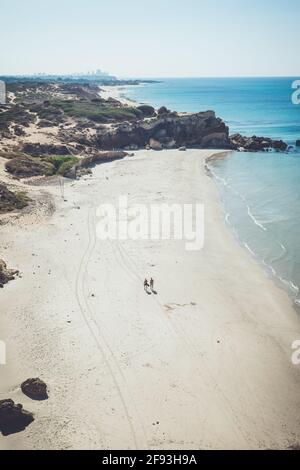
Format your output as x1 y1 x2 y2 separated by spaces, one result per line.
1 0 299 77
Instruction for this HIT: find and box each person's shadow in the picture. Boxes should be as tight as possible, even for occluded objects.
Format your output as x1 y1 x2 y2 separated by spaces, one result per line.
151 288 158 295
144 287 152 295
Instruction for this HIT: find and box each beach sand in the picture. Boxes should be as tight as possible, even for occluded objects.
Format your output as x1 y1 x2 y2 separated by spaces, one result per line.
1 149 300 450
99 85 138 106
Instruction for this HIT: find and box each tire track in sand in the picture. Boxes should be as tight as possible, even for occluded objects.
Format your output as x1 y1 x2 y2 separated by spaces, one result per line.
115 217 252 448
75 207 146 449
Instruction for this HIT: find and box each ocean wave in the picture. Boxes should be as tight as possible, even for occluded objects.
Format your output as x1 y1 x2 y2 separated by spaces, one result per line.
209 163 267 231
246 206 267 231
209 159 300 302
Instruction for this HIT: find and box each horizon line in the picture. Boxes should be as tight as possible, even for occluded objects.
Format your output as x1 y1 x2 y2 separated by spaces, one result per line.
0 74 300 80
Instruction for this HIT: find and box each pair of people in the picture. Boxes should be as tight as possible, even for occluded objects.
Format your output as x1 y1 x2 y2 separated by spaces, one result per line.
144 278 154 293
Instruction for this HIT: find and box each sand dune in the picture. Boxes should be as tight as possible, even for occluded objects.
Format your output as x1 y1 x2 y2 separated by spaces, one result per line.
1 149 300 450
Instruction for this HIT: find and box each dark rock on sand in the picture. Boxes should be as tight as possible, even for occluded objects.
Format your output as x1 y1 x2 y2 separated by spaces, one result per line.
0 259 19 287
21 378 48 400
14 125 26 137
0 399 34 435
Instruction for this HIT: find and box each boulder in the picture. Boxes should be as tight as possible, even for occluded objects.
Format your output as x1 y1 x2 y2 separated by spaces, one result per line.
137 105 156 117
14 126 25 137
0 259 19 288
164 139 176 149
149 138 163 150
157 106 170 115
179 146 186 151
21 378 48 400
0 399 34 435
230 133 288 152
201 132 231 148
272 140 288 151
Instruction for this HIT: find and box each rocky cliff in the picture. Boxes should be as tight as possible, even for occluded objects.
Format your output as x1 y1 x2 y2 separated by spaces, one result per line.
93 111 232 150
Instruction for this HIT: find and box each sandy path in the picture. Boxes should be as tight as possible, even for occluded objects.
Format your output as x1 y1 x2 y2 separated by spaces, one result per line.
1 149 300 450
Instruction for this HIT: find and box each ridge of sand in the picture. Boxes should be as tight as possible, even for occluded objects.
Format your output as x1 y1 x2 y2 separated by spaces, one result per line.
1 149 300 450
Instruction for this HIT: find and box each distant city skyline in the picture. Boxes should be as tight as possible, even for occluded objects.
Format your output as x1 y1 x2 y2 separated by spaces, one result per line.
1 0 299 78
31 69 114 77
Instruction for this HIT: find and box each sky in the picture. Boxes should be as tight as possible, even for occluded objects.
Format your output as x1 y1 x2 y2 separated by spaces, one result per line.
1 0 299 78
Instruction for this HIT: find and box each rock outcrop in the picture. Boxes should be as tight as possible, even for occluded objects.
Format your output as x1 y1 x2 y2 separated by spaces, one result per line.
0 399 34 435
0 259 19 288
230 133 288 152
79 151 129 167
94 111 232 150
157 106 170 115
21 378 48 400
0 183 29 212
5 155 55 177
62 151 130 178
22 143 71 156
149 138 163 150
137 105 156 117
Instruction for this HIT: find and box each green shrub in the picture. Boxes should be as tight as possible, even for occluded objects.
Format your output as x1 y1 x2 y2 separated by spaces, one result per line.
57 158 78 176
45 155 78 176
48 100 143 123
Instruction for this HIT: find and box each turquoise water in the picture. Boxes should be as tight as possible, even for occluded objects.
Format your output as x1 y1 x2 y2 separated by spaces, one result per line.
210 152 300 303
126 78 300 303
126 77 300 143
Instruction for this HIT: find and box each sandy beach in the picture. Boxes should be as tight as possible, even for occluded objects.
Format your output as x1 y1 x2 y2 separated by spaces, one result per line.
99 85 138 106
1 148 300 450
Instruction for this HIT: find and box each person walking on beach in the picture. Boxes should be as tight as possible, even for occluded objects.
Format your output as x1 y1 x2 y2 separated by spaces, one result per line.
150 278 154 291
144 279 149 292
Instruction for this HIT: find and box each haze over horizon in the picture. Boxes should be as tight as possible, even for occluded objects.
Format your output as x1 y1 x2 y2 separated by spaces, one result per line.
1 0 299 78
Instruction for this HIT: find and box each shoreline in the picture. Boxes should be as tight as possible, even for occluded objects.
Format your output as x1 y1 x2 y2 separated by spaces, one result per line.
206 152 300 310
1 149 300 449
98 84 139 106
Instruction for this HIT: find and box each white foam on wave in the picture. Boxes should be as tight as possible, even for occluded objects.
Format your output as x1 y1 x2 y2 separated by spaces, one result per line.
209 163 267 232
209 159 300 301
244 243 256 257
247 205 267 231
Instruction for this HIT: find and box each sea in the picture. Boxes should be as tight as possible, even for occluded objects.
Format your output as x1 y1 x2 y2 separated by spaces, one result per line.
124 78 300 304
